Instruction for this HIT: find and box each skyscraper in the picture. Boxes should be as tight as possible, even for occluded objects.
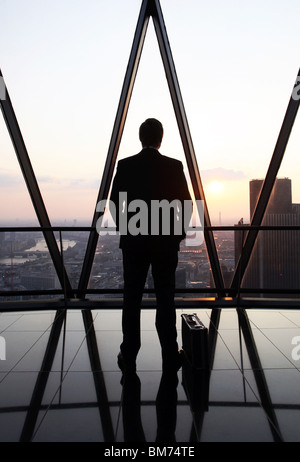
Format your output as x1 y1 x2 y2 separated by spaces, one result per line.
235 178 300 296
250 178 293 218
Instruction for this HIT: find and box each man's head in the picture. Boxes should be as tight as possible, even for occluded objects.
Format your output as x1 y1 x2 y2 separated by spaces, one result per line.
139 118 164 149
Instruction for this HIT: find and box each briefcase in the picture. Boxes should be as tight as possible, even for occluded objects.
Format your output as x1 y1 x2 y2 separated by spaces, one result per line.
181 313 208 370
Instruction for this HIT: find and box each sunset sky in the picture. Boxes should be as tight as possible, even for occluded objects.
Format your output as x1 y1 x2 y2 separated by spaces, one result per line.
1 0 300 225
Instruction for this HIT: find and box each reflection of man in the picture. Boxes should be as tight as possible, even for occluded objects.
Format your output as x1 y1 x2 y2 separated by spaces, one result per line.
110 118 191 373
121 371 178 442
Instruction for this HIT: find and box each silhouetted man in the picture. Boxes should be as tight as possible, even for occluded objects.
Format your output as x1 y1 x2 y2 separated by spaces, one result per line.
110 118 191 373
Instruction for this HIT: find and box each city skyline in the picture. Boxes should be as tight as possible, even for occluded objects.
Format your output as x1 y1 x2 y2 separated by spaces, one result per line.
1 0 300 225
1 176 298 296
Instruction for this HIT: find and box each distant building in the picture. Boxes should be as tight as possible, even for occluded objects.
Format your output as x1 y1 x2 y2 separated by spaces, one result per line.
235 178 300 296
249 178 293 217
147 266 186 290
20 272 60 291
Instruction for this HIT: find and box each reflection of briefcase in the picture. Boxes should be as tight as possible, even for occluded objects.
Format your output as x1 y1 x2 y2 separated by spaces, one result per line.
181 314 208 370
182 357 209 412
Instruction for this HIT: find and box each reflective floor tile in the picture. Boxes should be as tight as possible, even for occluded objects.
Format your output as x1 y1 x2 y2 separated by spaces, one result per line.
1 308 300 442
199 406 275 442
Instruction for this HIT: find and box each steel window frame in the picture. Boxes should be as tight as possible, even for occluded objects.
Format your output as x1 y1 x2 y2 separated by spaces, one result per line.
77 0 225 298
0 1 299 306
0 70 72 296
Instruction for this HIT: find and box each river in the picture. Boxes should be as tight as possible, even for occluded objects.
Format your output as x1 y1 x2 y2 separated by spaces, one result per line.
0 239 76 265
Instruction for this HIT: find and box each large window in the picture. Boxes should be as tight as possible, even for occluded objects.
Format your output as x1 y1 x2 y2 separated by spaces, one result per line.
1 0 300 301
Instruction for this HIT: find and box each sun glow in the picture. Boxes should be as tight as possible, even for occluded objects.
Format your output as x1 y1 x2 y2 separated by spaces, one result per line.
207 181 223 195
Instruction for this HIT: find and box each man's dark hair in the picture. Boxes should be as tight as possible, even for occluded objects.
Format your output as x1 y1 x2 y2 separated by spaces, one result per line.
139 118 164 148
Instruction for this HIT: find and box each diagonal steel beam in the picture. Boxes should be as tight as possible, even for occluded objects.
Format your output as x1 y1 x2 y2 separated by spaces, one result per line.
0 70 72 296
78 0 225 298
77 0 151 298
151 0 225 296
81 310 115 441
231 68 300 295
237 309 283 441
20 309 66 441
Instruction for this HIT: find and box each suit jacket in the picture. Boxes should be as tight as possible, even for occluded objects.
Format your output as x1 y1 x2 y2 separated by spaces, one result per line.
110 148 192 252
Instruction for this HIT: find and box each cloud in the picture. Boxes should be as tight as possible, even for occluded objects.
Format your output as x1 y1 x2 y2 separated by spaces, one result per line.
37 175 57 183
37 176 100 190
1 167 246 194
0 172 23 187
201 167 246 182
0 171 100 191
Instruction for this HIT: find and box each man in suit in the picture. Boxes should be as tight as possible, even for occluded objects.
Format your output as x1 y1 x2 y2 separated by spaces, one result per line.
110 118 191 373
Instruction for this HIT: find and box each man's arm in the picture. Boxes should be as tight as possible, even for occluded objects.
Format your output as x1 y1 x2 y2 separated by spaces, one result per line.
110 162 123 231
176 162 193 237
177 162 191 201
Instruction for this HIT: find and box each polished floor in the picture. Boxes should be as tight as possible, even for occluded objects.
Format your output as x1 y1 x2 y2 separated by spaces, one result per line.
0 306 300 442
